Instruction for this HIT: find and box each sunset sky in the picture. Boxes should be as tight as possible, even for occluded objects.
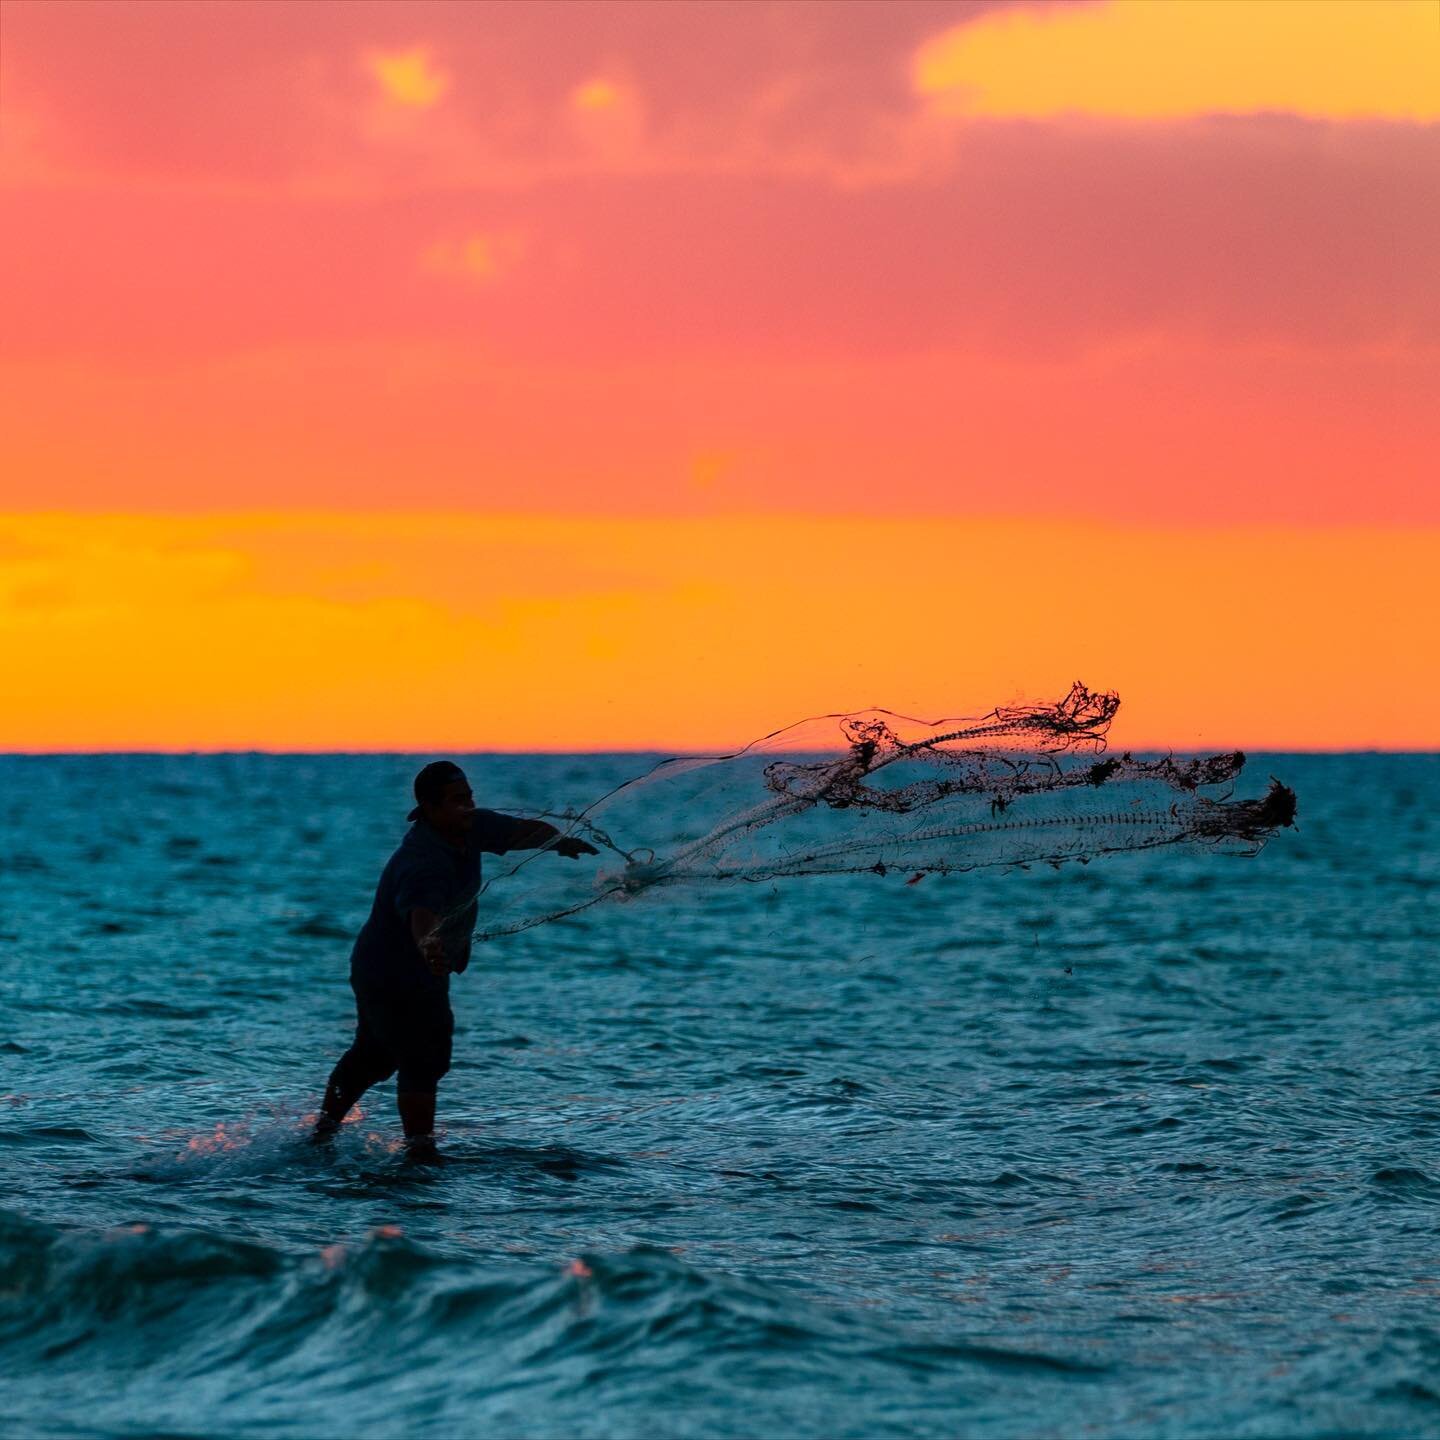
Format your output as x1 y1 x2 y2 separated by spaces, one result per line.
1 0 1436 750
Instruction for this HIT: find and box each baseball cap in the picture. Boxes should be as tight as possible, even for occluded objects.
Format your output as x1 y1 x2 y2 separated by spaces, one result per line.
407 760 467 821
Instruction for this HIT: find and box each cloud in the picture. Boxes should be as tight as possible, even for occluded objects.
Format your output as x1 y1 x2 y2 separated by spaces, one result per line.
420 229 527 284
364 45 449 109
0 0 986 195
914 0 1440 121
565 75 647 163
688 451 737 494
572 79 623 113
8 1 1434 203
8 120 1434 365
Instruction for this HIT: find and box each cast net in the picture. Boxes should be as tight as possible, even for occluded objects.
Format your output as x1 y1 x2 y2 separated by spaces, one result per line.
464 683 1296 942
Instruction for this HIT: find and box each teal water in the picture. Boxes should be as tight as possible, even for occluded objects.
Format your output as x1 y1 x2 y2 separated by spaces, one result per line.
1 753 1437 1438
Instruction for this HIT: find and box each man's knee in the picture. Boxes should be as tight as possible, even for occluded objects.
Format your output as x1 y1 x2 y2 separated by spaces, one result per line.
395 1002 453 1094
334 1045 395 1091
395 1049 449 1095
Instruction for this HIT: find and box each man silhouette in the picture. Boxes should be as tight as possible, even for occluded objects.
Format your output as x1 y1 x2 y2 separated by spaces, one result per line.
313 761 596 1154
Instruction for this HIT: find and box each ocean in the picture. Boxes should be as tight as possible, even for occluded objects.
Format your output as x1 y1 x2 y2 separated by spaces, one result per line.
1 752 1436 1438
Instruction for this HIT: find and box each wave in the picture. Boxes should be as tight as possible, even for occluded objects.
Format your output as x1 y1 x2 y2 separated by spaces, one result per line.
0 1209 1103 1438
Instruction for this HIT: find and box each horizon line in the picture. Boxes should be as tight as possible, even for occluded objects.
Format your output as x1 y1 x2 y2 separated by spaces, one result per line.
5 507 1440 533
1 746 1435 758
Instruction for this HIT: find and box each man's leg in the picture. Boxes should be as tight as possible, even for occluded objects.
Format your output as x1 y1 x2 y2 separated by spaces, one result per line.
396 996 454 1152
314 1015 395 1137
396 1090 437 1143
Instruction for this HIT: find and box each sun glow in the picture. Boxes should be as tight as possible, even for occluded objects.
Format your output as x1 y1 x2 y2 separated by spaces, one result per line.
915 0 1440 121
1 513 1433 751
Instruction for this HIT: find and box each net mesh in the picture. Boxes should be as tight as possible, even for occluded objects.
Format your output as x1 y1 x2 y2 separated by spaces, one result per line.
466 683 1296 941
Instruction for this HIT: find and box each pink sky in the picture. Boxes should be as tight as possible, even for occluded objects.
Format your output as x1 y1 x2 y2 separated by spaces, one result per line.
1 1 1435 747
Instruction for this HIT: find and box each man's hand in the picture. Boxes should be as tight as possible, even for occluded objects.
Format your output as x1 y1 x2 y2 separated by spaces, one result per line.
418 932 451 976
411 909 451 976
554 836 599 860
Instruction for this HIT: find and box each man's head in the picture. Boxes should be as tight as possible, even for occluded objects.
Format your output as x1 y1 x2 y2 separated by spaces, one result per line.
408 761 475 834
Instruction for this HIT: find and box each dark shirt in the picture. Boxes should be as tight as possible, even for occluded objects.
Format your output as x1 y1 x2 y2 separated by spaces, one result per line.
351 811 524 995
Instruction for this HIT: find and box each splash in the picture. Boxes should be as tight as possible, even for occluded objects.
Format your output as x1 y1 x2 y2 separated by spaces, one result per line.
184 1120 253 1157
466 684 1296 942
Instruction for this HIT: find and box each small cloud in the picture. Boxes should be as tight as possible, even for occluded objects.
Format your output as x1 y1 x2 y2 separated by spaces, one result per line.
567 76 645 160
572 79 622 113
365 46 450 109
420 229 527 284
689 452 736 493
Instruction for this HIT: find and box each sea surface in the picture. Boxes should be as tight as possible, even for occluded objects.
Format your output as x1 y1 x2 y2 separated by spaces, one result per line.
1 752 1437 1439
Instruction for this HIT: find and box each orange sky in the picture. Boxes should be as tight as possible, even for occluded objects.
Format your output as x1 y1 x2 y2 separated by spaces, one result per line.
1 1 1436 750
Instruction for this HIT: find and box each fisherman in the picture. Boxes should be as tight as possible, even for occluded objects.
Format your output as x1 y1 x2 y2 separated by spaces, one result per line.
312 761 596 1155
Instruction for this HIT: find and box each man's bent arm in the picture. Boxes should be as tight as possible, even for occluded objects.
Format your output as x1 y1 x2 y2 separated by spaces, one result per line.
410 907 446 972
410 907 441 941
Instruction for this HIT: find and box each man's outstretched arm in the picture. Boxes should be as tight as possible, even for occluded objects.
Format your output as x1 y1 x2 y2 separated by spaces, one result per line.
506 818 598 858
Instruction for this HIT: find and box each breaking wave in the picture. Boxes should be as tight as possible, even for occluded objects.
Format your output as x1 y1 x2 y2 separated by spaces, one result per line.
0 1210 1102 1437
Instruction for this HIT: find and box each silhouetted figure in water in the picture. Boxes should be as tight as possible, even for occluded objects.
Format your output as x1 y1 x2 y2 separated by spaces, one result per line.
313 761 596 1156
